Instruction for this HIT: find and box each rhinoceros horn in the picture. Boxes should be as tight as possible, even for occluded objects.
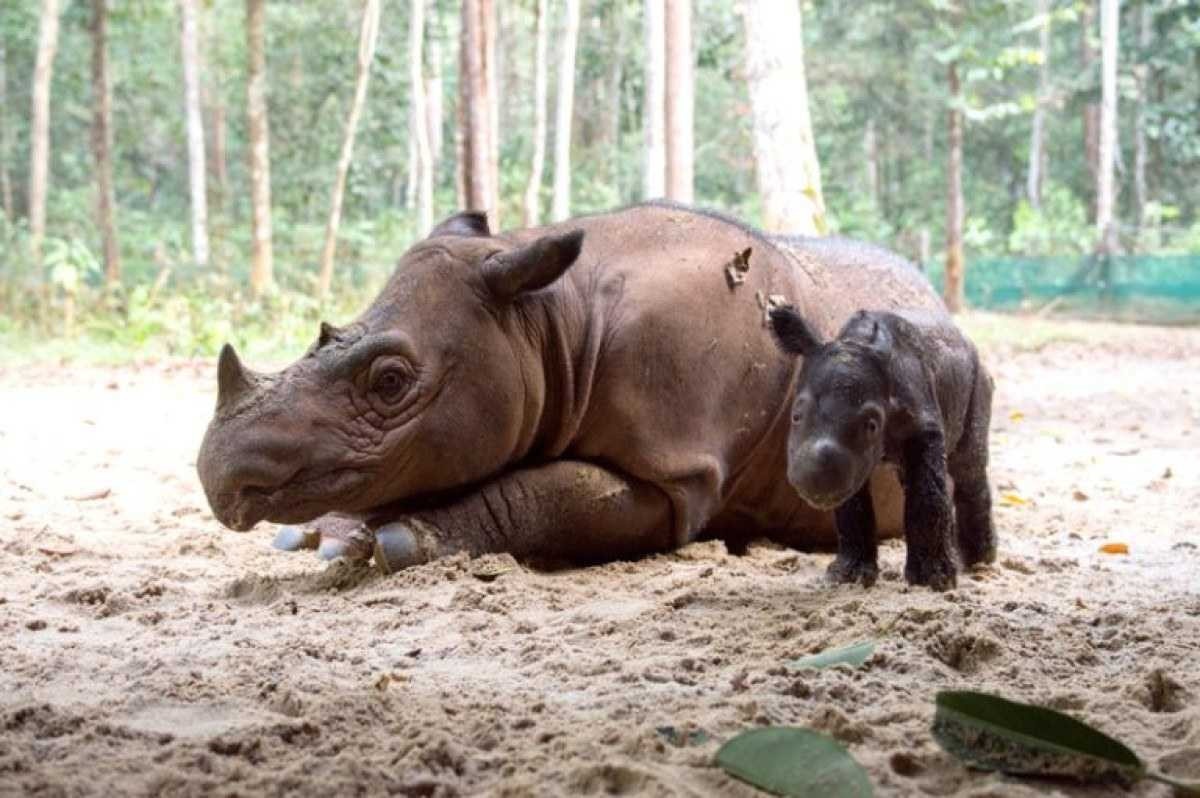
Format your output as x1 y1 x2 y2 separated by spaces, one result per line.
216 343 257 413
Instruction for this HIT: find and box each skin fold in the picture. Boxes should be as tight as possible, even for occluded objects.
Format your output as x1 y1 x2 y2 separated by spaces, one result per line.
196 202 947 572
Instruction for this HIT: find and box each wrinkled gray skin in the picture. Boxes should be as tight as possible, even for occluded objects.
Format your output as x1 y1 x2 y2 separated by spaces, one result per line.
769 305 996 590
197 202 947 573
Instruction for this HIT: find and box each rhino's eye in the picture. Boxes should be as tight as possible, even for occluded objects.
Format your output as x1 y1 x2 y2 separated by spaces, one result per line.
371 368 410 401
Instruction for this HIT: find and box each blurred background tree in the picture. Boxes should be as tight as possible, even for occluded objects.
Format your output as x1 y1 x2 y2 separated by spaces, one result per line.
0 0 1197 358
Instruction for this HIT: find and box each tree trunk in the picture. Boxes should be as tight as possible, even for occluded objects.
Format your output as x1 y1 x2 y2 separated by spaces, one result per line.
28 0 61 269
460 0 495 225
864 117 879 207
485 0 499 215
317 0 382 300
409 0 433 236
181 0 209 267
246 0 274 295
606 14 625 189
642 0 666 199
1027 0 1051 208
1080 0 1100 221
551 0 581 221
1133 1 1150 230
663 0 693 203
522 0 549 227
1095 0 1118 252
426 34 444 168
944 61 965 313
91 0 121 285
0 37 12 221
200 6 227 209
740 0 825 233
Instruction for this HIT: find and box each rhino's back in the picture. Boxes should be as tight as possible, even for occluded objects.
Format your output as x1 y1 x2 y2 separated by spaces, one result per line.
768 235 947 334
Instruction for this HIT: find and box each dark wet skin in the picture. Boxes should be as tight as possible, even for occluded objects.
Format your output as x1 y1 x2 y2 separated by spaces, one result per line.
769 305 996 591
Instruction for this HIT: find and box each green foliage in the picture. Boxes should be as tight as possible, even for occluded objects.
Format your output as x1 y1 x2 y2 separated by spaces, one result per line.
1 0 1197 361
1008 185 1092 255
933 690 1200 794
715 727 874 797
786 641 875 670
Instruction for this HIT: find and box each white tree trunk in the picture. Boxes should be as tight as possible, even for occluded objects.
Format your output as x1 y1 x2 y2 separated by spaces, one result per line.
1026 0 1051 208
551 0 581 222
740 0 825 234
863 116 878 207
642 0 666 199
664 0 693 203
246 0 274 295
1133 1 1150 229
523 0 549 226
0 37 12 221
317 0 382 300
29 0 61 268
1095 0 1119 251
426 35 444 167
409 0 433 236
180 0 209 267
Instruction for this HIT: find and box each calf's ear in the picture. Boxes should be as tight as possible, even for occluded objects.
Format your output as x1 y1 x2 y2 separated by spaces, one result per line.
482 229 585 301
769 305 823 356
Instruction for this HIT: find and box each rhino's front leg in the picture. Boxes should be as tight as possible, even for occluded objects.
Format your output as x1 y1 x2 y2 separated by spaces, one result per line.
370 460 675 573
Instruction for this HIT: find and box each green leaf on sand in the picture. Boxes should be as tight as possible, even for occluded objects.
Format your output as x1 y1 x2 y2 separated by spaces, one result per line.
787 641 875 670
716 727 873 798
932 691 1143 783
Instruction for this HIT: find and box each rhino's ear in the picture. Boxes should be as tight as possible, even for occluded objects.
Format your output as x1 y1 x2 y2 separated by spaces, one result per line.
428 210 491 238
482 229 585 301
769 305 823 357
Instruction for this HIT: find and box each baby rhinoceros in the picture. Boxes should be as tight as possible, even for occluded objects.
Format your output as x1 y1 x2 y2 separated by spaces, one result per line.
768 306 996 591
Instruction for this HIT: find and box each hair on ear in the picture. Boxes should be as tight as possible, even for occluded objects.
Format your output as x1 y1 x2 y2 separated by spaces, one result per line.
769 305 823 356
482 229 585 301
428 210 491 239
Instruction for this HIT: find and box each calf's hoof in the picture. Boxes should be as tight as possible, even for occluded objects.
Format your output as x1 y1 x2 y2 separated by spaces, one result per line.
905 555 958 591
374 522 431 575
825 556 879 588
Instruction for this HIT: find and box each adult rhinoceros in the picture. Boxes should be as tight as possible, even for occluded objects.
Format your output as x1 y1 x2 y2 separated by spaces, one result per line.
197 202 946 578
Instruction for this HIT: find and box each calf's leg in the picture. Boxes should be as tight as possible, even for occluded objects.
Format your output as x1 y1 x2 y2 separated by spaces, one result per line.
902 431 958 591
826 484 879 587
371 460 675 573
948 369 997 567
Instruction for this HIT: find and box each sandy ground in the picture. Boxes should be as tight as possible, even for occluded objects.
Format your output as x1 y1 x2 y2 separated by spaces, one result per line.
1 313 1198 797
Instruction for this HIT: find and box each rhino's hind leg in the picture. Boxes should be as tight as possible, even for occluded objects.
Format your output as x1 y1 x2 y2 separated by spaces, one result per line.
272 515 374 562
949 364 997 568
372 460 674 574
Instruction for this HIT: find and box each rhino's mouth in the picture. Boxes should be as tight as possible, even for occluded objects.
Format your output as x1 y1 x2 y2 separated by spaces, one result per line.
223 467 373 531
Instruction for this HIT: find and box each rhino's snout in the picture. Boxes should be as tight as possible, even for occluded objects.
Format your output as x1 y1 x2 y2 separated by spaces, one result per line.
788 438 858 510
199 418 310 531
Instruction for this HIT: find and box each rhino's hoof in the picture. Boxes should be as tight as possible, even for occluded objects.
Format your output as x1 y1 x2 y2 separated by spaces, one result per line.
373 523 425 575
273 526 320 552
317 536 352 561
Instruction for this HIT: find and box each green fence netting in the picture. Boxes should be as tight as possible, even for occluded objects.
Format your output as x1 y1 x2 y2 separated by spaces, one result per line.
923 255 1200 323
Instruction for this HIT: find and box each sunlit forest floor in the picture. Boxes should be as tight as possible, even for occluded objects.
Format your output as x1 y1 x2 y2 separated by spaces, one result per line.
1 313 1198 796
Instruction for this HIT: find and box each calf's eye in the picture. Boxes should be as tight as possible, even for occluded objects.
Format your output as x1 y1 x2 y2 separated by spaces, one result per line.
864 417 880 436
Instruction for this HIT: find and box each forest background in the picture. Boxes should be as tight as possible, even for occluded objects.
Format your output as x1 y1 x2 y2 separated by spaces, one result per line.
1 0 1197 361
